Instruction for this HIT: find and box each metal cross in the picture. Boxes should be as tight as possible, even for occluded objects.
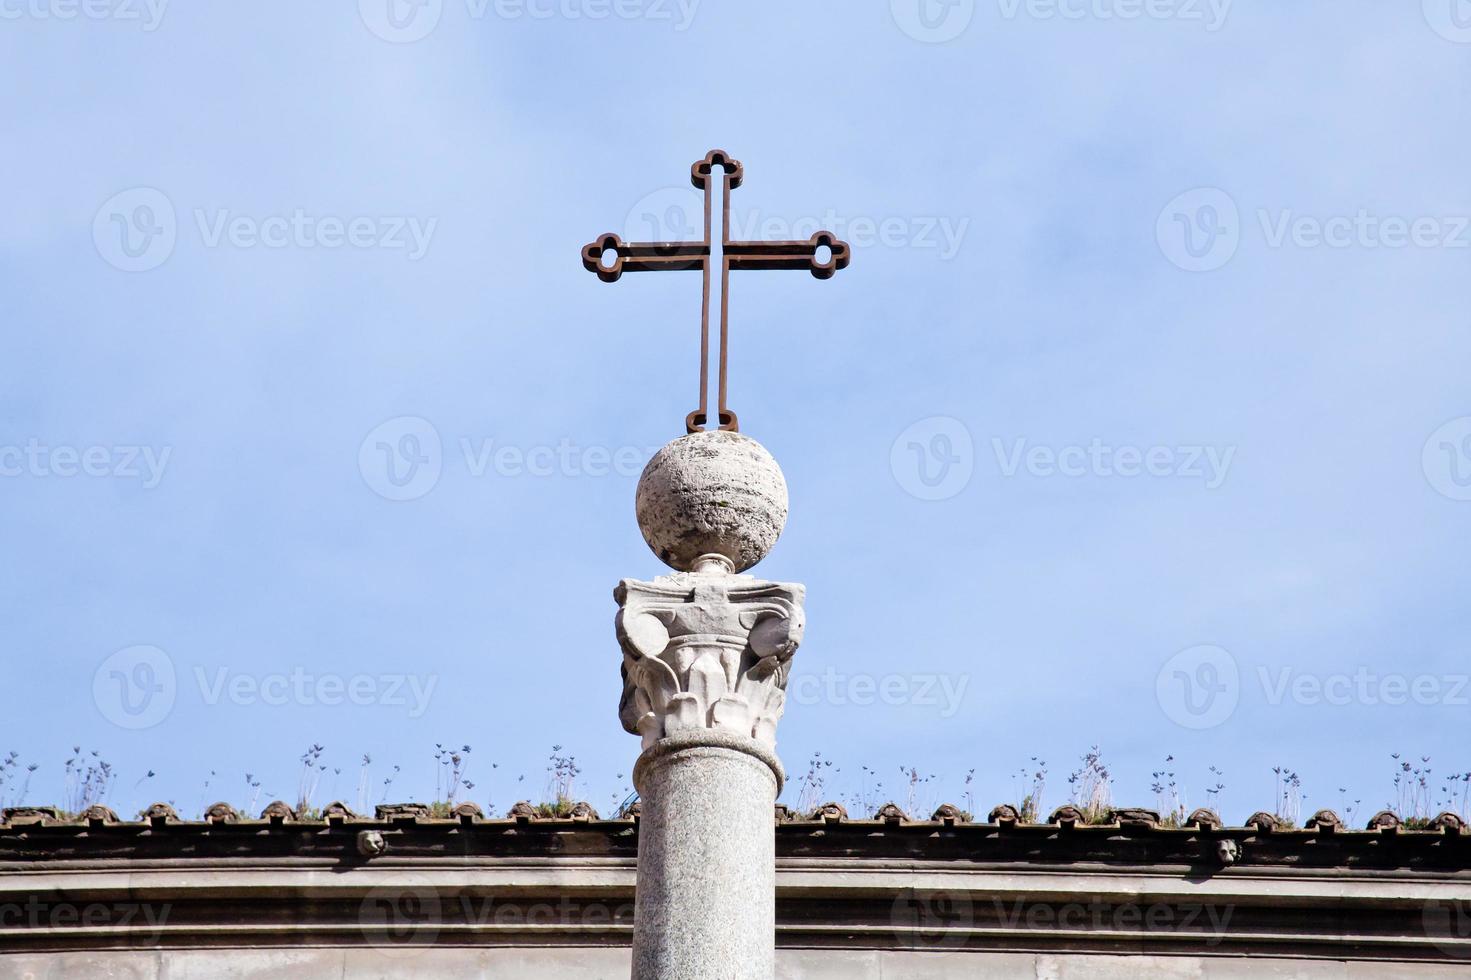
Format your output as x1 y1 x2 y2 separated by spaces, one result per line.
582 150 851 434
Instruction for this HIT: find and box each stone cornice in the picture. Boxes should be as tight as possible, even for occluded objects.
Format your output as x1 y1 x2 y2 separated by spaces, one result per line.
4 846 1471 961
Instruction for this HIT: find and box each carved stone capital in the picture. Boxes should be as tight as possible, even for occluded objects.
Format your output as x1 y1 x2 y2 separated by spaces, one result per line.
615 569 805 753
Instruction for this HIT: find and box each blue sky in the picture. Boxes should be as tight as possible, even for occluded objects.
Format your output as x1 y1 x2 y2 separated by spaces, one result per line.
2 1 1469 824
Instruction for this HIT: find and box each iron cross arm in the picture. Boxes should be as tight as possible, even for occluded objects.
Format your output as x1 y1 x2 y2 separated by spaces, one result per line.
581 149 851 434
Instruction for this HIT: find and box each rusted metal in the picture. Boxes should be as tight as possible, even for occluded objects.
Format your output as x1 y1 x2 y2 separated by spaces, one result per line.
582 149 851 434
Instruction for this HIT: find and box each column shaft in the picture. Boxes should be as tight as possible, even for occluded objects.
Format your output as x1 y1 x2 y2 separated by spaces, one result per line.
631 732 781 980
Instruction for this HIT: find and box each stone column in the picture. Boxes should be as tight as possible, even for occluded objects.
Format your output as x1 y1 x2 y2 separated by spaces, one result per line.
616 430 804 980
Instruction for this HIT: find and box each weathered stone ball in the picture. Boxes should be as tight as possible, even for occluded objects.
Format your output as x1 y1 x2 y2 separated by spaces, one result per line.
636 431 788 573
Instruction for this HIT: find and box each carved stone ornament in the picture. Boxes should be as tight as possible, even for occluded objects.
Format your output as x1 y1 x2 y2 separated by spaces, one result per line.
987 803 1021 824
1367 809 1401 831
1431 811 1465 833
82 804 120 825
1186 807 1223 830
615 570 805 753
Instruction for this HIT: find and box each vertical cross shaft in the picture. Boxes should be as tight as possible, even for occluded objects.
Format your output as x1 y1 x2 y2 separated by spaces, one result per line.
582 150 851 434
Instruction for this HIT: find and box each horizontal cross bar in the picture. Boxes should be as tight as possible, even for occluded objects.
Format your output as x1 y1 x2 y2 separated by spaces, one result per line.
581 234 708 282
725 236 851 279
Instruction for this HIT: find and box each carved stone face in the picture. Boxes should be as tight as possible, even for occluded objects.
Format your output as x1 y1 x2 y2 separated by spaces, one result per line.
1215 840 1240 866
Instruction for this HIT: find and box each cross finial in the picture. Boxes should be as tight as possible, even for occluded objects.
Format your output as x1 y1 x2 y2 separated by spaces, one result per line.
582 150 851 434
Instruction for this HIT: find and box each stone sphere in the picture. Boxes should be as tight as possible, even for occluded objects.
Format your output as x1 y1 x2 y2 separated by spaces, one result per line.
636 431 789 573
